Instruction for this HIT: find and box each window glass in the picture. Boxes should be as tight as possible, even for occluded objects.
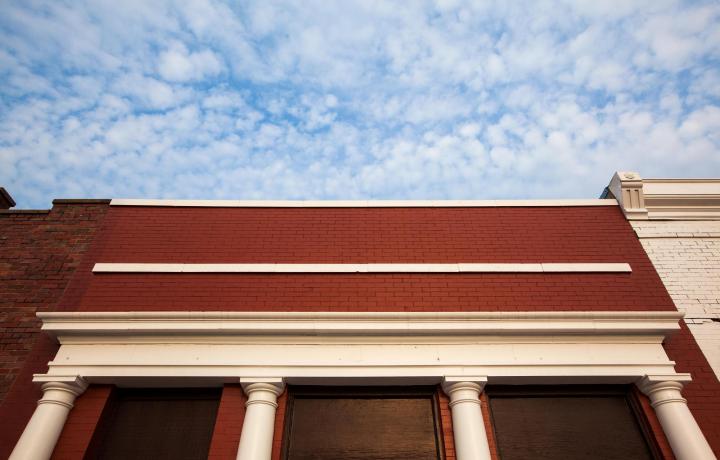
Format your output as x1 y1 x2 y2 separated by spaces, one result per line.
88 388 221 460
284 388 442 460
488 387 655 460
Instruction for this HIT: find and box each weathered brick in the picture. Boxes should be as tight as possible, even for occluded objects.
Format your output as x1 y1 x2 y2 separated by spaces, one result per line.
0 202 109 459
631 220 720 379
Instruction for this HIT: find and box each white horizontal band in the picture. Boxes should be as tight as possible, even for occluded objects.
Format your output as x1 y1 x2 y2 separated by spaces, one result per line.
110 198 617 208
39 310 682 338
37 311 684 387
92 262 631 273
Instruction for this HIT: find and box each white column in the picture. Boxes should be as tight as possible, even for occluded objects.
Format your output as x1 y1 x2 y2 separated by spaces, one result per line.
236 377 285 460
638 374 716 460
442 376 492 460
9 375 88 460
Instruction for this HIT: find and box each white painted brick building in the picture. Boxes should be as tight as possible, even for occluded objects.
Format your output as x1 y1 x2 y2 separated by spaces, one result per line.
607 172 720 378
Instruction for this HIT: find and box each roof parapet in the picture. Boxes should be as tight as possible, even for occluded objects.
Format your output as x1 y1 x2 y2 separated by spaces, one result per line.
0 187 16 209
607 171 720 220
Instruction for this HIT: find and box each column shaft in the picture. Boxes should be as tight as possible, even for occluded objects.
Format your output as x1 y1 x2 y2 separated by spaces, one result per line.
442 377 492 460
639 376 716 460
9 377 87 460
236 379 285 460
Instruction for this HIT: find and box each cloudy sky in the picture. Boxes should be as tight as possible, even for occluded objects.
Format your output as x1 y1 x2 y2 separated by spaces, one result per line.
1 1 719 208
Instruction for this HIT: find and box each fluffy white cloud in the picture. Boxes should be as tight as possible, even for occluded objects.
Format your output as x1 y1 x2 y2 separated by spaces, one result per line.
0 0 718 207
158 42 224 82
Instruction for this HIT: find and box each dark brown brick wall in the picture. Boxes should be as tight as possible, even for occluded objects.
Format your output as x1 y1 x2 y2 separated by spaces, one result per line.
0 201 109 458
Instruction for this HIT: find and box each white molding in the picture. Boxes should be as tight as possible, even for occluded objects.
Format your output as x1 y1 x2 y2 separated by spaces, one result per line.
36 311 685 388
38 311 681 338
91 262 632 274
608 171 720 220
31 375 88 388
109 198 618 208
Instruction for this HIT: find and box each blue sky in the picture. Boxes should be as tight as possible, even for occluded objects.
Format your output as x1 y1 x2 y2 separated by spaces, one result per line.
1 1 719 208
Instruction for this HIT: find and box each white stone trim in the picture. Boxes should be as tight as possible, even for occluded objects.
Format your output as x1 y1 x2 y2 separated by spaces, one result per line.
36 311 684 387
607 171 720 220
29 311 690 460
91 262 632 274
109 198 618 208
38 311 680 338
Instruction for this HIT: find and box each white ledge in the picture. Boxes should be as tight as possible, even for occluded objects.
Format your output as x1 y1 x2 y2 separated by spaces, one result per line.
92 262 632 274
38 311 682 338
109 198 618 208
38 311 683 385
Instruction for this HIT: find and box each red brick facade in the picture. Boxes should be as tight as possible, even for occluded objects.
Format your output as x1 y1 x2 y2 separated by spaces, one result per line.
2 201 720 458
664 322 720 453
60 205 672 312
51 385 114 460
207 385 247 460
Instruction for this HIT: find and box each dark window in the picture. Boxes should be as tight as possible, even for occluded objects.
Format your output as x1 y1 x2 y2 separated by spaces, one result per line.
283 387 443 460
87 388 221 460
487 386 657 460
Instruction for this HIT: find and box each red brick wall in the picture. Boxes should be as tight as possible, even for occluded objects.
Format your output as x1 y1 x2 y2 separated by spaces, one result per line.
71 272 670 312
437 388 456 460
480 392 500 460
633 386 675 459
51 385 114 460
208 384 246 460
0 201 109 459
85 206 653 263
60 205 674 313
664 323 720 457
271 391 288 460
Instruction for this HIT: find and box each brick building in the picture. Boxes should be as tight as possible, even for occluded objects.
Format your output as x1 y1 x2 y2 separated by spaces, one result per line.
607 172 720 379
1 186 719 460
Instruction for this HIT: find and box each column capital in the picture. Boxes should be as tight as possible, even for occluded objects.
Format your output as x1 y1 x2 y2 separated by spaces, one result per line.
33 375 88 393
637 374 691 396
240 378 285 409
442 377 488 410
441 376 488 395
239 377 285 396
33 375 88 409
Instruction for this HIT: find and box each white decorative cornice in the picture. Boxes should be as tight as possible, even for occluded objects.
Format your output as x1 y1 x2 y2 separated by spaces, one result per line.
36 311 685 386
608 171 648 220
608 171 720 220
38 310 682 339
